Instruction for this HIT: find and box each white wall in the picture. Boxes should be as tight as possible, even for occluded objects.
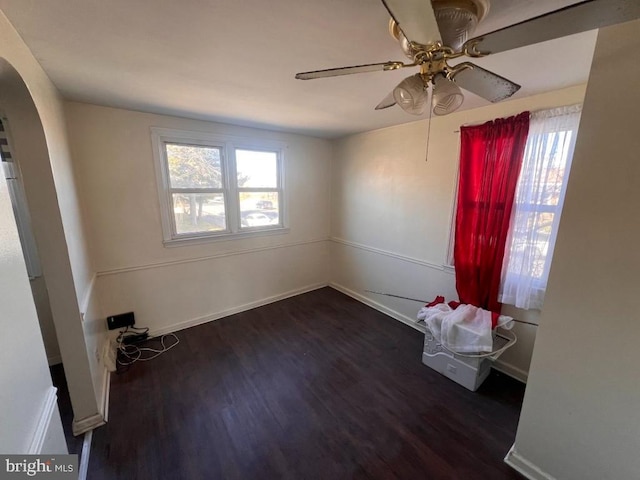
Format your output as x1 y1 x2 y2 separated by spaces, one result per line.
0 92 66 453
0 9 104 431
0 119 61 365
330 85 587 381
507 20 640 480
29 276 61 365
65 102 333 335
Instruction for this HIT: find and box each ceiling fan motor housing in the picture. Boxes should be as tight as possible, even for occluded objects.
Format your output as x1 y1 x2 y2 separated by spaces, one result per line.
296 0 640 116
390 0 489 57
432 0 489 50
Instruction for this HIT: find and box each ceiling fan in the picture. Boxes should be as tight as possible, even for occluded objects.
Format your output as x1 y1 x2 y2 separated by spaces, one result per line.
295 0 640 116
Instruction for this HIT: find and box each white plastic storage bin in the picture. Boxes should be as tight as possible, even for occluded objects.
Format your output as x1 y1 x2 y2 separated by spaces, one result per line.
421 329 512 391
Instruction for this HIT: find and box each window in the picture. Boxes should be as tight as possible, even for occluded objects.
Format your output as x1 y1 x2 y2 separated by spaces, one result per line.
151 128 286 245
447 105 581 310
499 105 581 309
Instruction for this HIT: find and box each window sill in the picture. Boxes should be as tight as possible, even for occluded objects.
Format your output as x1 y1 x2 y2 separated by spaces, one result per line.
163 226 290 248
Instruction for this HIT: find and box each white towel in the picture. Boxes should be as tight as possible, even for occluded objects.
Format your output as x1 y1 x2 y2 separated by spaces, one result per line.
496 315 515 330
417 302 512 353
417 303 451 341
440 304 493 353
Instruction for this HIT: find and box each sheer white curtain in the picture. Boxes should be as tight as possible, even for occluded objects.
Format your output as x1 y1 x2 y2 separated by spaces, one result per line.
499 105 582 310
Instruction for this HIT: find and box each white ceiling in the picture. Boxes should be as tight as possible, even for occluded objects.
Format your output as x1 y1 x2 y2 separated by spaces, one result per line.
0 0 597 138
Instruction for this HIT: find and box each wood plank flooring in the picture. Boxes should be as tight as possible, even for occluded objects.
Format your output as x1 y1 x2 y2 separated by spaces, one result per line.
50 363 84 456
89 287 525 479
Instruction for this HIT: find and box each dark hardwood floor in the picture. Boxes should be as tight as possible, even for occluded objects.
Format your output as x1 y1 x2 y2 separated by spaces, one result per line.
50 363 84 456
89 287 525 479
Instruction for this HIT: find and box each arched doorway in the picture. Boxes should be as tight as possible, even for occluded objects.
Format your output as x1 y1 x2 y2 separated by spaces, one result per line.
0 57 104 446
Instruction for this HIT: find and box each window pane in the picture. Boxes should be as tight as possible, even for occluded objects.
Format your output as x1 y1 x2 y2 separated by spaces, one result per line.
506 210 554 280
236 149 277 188
239 192 279 228
166 143 222 189
518 130 572 207
172 193 226 234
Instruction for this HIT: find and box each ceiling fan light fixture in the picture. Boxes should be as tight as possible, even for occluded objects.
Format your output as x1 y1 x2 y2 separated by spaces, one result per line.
432 74 464 116
432 0 489 50
393 74 428 115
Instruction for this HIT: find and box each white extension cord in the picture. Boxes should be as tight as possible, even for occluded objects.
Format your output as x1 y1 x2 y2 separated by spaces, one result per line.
117 333 180 366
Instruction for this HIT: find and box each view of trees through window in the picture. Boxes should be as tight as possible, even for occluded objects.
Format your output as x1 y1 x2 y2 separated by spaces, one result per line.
166 143 280 235
508 130 573 280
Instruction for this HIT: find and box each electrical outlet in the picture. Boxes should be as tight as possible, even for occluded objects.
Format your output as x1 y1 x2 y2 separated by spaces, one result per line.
107 311 135 330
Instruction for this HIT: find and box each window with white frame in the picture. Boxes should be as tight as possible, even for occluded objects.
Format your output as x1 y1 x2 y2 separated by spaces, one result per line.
447 105 582 310
499 105 581 310
151 128 286 245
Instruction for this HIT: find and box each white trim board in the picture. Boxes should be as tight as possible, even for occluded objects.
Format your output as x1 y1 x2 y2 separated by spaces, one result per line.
329 283 527 384
504 445 557 480
72 367 111 436
100 367 111 423
80 274 97 316
28 386 58 454
330 237 453 274
78 430 93 480
150 282 329 337
72 413 105 437
47 354 62 366
493 360 529 384
330 282 427 334
97 237 329 277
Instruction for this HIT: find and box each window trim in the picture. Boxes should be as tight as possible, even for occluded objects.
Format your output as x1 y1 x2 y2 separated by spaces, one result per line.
151 127 288 246
444 134 461 270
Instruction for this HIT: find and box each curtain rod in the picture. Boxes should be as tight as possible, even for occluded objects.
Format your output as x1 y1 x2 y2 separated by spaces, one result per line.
452 103 583 133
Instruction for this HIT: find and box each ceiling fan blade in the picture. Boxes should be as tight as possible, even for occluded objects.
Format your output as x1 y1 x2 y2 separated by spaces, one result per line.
465 0 640 56
453 63 521 103
295 61 406 80
375 91 396 110
380 0 442 46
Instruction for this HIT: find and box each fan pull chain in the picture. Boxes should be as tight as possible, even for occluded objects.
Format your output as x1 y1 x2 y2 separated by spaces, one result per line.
425 87 434 163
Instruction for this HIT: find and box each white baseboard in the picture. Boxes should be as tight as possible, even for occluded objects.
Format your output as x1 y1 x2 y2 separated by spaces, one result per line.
100 367 111 423
504 445 556 480
78 429 92 480
329 282 426 333
493 360 528 383
330 283 529 384
80 284 326 437
71 366 110 436
72 412 105 437
150 282 329 337
28 386 59 454
47 355 62 366
71 285 325 435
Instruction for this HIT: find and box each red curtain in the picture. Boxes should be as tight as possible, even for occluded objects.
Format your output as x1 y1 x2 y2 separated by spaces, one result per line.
454 112 530 313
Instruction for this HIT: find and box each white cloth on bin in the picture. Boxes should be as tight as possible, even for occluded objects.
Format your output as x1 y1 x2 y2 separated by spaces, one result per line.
441 305 493 353
417 303 514 353
416 303 450 341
